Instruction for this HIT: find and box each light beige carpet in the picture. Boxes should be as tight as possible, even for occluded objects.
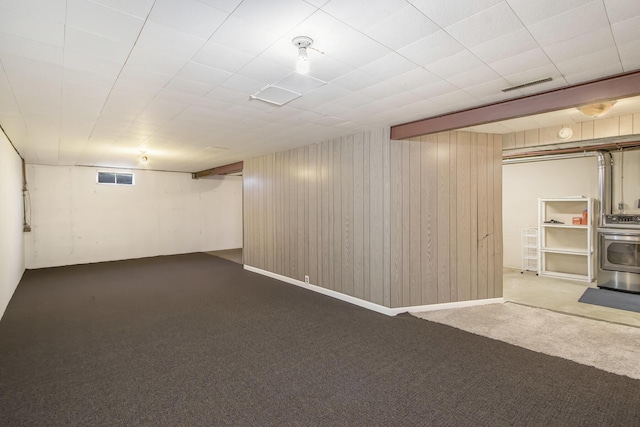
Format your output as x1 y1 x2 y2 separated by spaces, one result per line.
412 302 640 380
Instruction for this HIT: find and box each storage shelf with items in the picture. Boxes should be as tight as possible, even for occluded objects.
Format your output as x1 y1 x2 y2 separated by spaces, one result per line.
538 197 595 282
521 227 538 273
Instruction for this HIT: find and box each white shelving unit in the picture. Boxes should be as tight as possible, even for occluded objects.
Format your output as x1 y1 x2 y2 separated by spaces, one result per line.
521 227 538 273
538 197 595 282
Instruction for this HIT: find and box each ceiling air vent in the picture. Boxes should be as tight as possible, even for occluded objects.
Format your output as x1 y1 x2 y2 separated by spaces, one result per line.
501 77 553 93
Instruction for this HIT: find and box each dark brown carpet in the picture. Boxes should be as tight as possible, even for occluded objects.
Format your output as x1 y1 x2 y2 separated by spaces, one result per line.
1 253 639 426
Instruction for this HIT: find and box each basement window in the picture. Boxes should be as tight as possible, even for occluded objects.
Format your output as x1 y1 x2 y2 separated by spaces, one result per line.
97 171 135 185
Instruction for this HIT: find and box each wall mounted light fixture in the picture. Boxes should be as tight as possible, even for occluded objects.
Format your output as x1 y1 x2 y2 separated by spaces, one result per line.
292 36 313 74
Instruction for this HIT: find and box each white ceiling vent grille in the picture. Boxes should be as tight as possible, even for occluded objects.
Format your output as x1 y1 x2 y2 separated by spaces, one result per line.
250 72 327 106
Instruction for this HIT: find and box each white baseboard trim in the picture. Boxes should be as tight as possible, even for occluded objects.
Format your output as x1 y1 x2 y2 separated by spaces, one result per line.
243 264 504 316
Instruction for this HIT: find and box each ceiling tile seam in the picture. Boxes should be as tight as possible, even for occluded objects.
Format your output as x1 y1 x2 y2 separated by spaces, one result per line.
0 57 36 161
601 0 626 72
77 0 158 164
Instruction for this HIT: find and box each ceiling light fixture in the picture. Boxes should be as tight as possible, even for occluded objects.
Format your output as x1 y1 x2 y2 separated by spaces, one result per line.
292 36 313 74
577 101 616 117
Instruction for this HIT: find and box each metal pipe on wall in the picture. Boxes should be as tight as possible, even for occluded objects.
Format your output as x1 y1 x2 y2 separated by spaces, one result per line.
503 150 612 225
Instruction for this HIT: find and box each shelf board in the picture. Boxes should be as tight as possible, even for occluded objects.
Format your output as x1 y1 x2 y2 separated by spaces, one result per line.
539 247 589 256
540 224 589 229
539 270 591 282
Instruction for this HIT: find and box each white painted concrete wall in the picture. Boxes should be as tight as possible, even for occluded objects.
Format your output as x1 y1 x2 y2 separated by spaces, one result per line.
25 165 242 268
502 149 640 270
0 132 25 319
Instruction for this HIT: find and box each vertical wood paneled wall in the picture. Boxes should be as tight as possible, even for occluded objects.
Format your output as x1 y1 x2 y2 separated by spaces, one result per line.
244 129 503 309
502 113 640 150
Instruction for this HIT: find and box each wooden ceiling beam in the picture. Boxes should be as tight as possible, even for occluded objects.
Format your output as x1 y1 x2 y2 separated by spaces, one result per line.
192 161 243 179
390 71 640 140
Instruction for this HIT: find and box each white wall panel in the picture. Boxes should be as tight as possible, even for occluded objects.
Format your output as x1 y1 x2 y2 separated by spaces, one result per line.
25 165 242 268
0 132 25 319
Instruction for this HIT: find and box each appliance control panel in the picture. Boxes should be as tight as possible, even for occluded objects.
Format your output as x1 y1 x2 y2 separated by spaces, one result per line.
603 214 640 227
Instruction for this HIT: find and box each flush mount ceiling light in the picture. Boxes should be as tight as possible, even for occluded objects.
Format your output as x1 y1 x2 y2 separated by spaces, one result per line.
577 101 616 117
292 36 313 74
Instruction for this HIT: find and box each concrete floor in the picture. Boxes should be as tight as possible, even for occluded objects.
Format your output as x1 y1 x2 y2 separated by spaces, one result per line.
503 268 640 327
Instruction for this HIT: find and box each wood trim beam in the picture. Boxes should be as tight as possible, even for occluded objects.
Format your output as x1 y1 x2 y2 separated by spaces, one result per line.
192 161 243 179
391 71 640 140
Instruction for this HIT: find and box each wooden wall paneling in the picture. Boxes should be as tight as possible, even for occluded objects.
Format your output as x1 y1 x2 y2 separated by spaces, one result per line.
539 125 562 145
243 158 251 266
390 141 403 307
265 154 274 272
581 121 594 140
332 138 342 293
515 131 525 148
493 136 503 298
353 133 365 299
283 150 291 278
456 132 471 301
437 132 451 303
369 131 384 305
420 134 438 305
256 156 264 269
594 117 619 138
634 113 640 133
409 139 422 306
524 129 539 147
448 133 458 302
469 133 479 300
320 141 330 289
274 153 283 275
476 134 489 300
298 147 306 282
363 132 371 301
502 133 516 150
486 135 495 298
341 136 354 296
401 140 411 306
308 144 318 285
619 114 633 135
382 129 391 308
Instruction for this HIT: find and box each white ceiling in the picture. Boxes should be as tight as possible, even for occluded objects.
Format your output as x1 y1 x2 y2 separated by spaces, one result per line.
1 0 639 173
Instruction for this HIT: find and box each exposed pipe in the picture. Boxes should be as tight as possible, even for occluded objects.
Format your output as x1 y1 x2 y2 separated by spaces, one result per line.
21 158 31 232
503 150 612 224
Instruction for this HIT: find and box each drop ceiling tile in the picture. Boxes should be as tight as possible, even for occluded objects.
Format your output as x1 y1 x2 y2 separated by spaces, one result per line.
303 55 354 83
0 33 63 65
148 0 228 39
0 0 67 22
562 63 625 85
287 84 349 109
611 15 640 45
331 69 380 91
410 0 502 27
387 68 440 90
555 47 621 76
410 80 459 99
397 30 465 66
618 40 640 71
165 77 214 96
0 7 65 47
503 64 563 88
219 74 266 95
196 0 243 13
205 86 250 104
470 28 539 64
425 50 484 79
359 53 418 81
64 27 134 64
210 15 280 56
177 62 232 86
445 2 523 48
543 26 616 63
329 33 391 69
251 85 301 106
135 22 207 60
463 77 512 98
118 64 173 89
88 0 155 18
506 0 592 25
126 46 189 75
236 58 292 86
358 81 403 99
490 48 553 77
192 41 254 74
604 0 640 23
322 0 407 31
232 0 316 33
275 72 326 94
429 90 477 107
447 65 502 89
66 0 144 43
526 1 610 46
364 4 440 50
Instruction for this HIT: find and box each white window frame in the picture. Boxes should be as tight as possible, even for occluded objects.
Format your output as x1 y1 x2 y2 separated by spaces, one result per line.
96 171 135 186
